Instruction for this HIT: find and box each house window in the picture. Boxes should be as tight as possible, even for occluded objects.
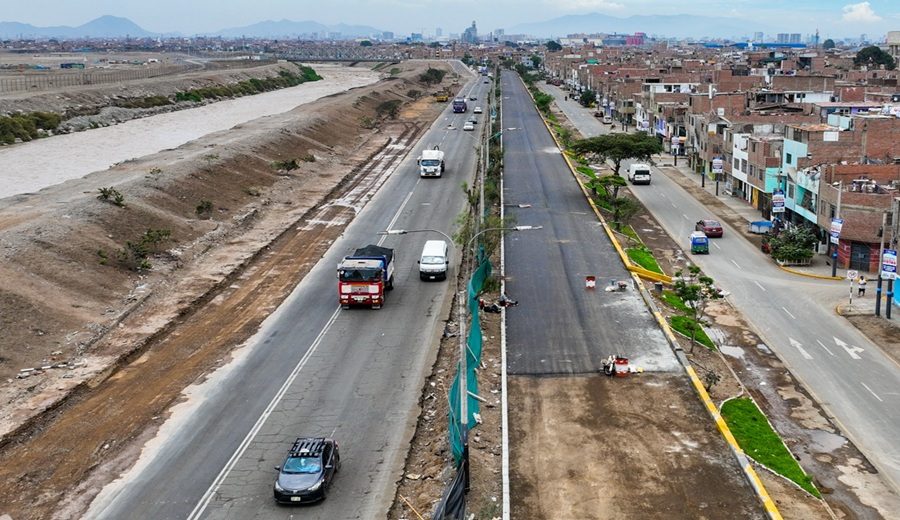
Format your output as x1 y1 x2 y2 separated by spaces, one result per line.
829 205 836 219
786 152 793 164
741 159 748 171
751 142 757 152
788 183 795 198
734 157 740 169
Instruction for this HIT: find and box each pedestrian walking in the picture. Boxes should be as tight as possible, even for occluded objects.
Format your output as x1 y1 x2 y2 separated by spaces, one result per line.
858 275 867 296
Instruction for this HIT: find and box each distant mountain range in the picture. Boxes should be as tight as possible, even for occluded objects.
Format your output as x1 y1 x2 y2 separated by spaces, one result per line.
510 13 775 40
0 15 383 39
0 16 154 39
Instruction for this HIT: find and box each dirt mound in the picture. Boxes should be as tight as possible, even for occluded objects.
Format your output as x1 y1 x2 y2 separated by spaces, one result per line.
0 61 451 441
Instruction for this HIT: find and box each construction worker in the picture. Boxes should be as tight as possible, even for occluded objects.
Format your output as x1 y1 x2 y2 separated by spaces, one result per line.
858 275 867 296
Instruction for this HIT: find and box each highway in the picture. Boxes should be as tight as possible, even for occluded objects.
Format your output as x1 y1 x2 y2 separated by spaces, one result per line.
542 83 900 492
501 70 677 375
86 62 487 519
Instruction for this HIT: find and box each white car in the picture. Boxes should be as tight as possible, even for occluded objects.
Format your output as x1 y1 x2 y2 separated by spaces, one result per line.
463 121 475 131
473 106 483 114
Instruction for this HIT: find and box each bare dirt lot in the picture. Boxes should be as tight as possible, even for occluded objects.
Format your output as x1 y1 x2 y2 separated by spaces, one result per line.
0 60 456 520
509 374 763 519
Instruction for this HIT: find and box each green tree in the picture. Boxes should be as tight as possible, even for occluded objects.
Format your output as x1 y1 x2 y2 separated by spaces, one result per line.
359 40 373 47
530 54 542 69
673 265 719 352
571 133 663 176
768 226 817 263
823 38 835 50
579 88 597 107
854 46 896 70
428 41 441 48
545 40 562 52
419 67 447 84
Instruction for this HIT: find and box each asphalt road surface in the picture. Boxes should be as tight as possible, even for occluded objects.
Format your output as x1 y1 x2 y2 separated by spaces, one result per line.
87 63 488 520
544 84 900 492
500 70 676 376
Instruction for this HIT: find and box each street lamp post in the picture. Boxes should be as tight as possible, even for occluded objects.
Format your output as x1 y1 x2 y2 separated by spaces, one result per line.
380 224 541 490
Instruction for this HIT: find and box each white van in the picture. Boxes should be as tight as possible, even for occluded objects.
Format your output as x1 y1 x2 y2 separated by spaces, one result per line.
627 163 652 185
418 240 449 281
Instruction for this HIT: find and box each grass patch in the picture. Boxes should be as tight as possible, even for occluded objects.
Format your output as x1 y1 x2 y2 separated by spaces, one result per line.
661 290 691 314
722 398 820 497
668 315 715 349
575 165 594 177
619 224 640 243
626 246 663 274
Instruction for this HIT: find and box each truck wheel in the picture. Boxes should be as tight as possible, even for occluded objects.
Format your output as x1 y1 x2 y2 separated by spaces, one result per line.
386 277 394 290
341 304 350 310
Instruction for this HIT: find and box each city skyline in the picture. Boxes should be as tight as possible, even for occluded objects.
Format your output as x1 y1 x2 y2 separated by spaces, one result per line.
0 0 897 39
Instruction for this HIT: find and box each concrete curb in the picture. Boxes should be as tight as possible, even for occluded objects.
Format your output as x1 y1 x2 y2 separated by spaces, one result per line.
778 264 843 281
527 77 783 520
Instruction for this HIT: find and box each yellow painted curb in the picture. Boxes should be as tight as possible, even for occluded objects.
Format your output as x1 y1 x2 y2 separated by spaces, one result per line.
777 264 843 281
520 76 782 520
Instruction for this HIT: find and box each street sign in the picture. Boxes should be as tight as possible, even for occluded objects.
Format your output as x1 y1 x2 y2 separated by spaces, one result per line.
882 249 897 280
847 270 858 281
712 157 724 174
830 218 843 245
772 189 785 214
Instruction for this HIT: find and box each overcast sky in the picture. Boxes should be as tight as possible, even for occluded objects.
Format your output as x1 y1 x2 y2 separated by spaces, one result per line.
2 0 897 37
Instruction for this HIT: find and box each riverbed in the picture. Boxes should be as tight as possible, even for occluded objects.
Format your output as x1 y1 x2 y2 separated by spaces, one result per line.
0 64 380 199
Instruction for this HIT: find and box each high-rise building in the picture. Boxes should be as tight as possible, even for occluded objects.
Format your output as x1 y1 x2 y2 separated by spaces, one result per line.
753 32 764 42
789 33 801 44
776 33 789 44
435 27 442 37
462 21 478 44
381 31 394 40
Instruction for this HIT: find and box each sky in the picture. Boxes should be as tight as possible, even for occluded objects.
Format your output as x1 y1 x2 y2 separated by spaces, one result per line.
2 0 897 38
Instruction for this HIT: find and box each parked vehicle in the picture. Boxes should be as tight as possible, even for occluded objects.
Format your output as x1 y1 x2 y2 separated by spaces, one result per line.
602 115 613 124
337 245 394 309
627 163 652 185
452 98 467 113
274 438 340 504
434 89 450 102
417 146 445 177
690 232 709 254
418 240 449 280
695 219 724 238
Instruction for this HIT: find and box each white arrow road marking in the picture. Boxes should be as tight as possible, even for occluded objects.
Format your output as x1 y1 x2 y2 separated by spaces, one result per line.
834 337 864 359
754 280 766 291
816 339 835 356
790 337 813 360
782 307 797 320
861 382 884 402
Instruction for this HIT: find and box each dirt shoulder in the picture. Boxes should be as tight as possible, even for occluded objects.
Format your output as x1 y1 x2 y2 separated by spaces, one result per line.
0 61 455 520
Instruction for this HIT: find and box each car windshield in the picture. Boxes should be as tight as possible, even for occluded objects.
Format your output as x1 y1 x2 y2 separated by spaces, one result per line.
706 221 721 227
339 268 382 282
421 159 440 167
283 456 322 474
422 256 444 264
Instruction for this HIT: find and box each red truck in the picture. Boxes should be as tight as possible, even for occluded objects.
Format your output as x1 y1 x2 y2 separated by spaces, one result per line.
337 245 395 309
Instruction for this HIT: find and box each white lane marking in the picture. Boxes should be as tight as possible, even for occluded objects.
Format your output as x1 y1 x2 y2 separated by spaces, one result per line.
682 214 690 220
782 307 797 320
816 339 835 356
731 259 741 269
754 280 766 291
790 337 813 360
670 202 677 208
860 382 884 402
834 337 864 359
187 307 341 520
190 180 417 519
713 242 721 250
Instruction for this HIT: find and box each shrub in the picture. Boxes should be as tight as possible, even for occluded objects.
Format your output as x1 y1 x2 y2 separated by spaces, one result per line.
97 187 126 207
376 99 402 119
196 199 213 217
419 67 446 85
272 159 300 171
769 226 817 263
300 153 316 163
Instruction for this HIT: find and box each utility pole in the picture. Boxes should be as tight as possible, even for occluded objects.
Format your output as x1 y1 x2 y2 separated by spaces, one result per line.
831 180 842 278
876 211 887 317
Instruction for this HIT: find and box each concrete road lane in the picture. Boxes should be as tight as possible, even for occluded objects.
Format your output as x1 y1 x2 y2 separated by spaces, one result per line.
543 84 900 492
500 70 676 376
87 67 491 520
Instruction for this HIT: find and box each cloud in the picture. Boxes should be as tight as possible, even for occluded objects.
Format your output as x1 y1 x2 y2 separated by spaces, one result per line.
841 2 882 23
